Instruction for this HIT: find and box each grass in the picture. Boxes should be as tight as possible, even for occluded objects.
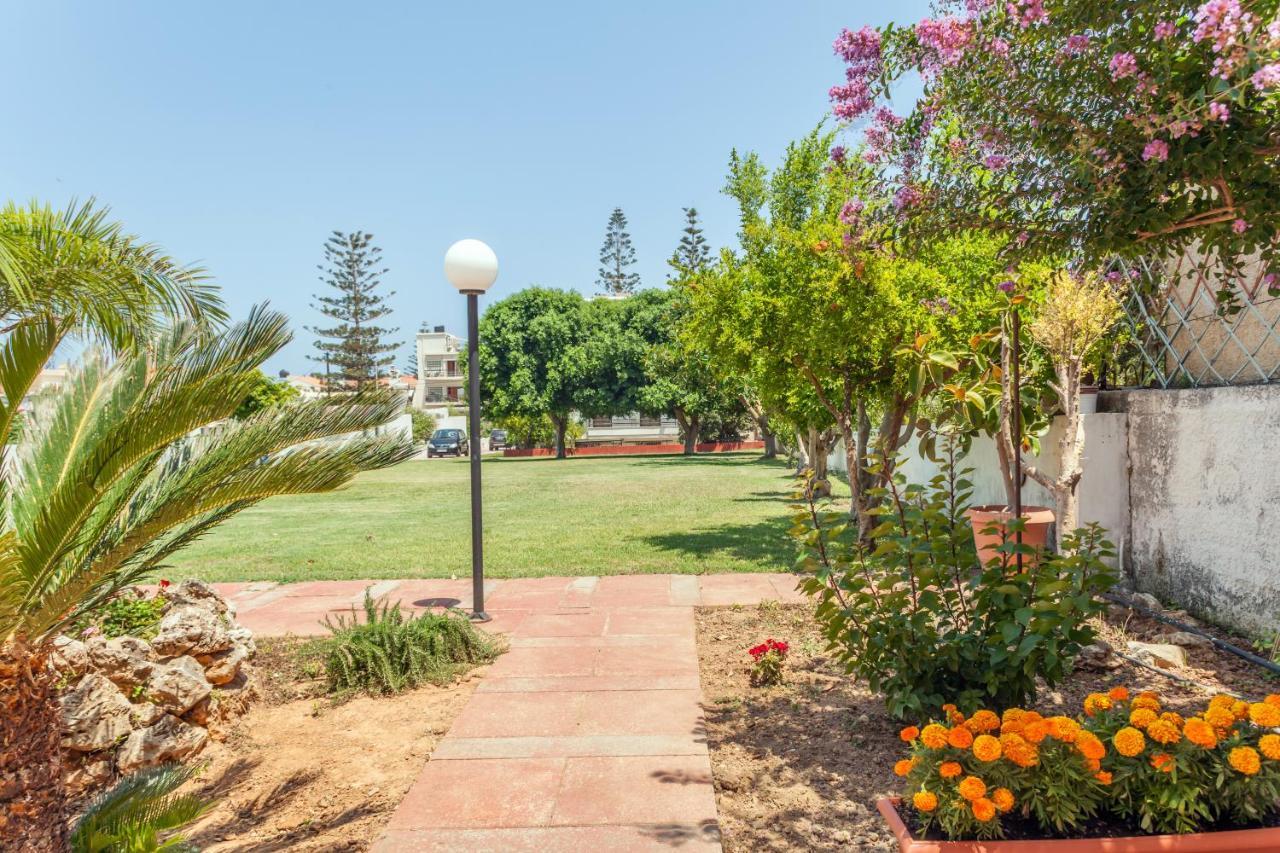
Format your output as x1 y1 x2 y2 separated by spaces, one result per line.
168 452 850 582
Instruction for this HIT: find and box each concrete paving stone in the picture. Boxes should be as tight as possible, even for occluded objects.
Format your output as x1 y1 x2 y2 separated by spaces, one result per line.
696 575 783 606
484 645 600 679
449 691 585 738
669 575 702 606
383 757 564 830
550 755 719 827
604 607 695 637
767 573 808 603
476 674 703 694
374 823 722 853
517 610 610 638
574 690 705 737
433 734 707 760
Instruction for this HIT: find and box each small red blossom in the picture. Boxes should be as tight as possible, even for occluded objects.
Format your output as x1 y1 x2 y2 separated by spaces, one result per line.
158 579 172 589
749 638 789 660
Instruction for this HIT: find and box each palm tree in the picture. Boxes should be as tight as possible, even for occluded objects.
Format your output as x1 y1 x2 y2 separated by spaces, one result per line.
0 199 226 348
0 308 413 850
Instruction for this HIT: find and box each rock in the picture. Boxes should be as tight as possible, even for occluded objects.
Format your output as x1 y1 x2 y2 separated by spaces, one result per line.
64 759 114 795
150 605 231 657
87 636 155 687
202 644 248 686
50 637 90 679
1075 641 1115 671
183 697 211 727
1165 631 1214 649
1130 592 1162 613
129 701 165 728
61 674 134 752
1127 641 1187 669
209 669 258 725
116 714 208 773
146 655 211 714
227 625 256 656
162 579 229 615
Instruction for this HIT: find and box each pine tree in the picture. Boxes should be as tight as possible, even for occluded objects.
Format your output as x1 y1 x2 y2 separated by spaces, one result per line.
596 207 641 295
308 231 400 389
402 350 418 378
668 207 709 277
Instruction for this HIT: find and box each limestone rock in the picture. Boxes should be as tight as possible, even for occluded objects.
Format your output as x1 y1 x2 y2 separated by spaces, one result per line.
87 636 155 687
183 697 211 727
146 655 211 714
50 636 90 679
151 605 231 657
61 674 133 752
116 714 208 773
129 701 165 728
1075 640 1116 671
1130 592 1162 613
1127 641 1187 669
227 625 256 656
201 644 248 686
64 759 114 795
162 579 228 616
1165 631 1214 649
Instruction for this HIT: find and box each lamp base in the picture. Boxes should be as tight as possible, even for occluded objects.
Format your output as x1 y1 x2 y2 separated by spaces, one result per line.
469 610 492 624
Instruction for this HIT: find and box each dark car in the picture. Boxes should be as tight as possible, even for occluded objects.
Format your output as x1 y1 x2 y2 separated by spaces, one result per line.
489 428 507 450
426 428 468 457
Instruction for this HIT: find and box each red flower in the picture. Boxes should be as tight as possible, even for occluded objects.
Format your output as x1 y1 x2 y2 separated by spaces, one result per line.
748 638 789 659
158 579 171 589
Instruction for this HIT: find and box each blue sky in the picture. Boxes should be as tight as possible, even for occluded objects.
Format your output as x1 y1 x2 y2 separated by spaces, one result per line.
3 1 928 374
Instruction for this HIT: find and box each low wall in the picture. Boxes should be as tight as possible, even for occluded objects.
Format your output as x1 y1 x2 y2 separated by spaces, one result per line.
1102 385 1280 636
504 441 764 458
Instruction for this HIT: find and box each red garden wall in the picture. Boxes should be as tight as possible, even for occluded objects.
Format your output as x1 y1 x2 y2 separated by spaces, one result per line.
503 441 764 458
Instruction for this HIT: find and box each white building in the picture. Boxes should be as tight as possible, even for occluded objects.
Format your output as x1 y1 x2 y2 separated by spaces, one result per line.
282 374 325 400
411 326 466 408
580 412 680 445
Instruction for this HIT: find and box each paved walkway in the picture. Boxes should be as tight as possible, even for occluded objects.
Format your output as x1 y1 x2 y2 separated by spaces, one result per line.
212 574 804 852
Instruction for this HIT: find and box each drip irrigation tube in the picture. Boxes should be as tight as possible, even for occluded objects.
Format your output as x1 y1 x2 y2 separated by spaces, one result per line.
1103 592 1280 677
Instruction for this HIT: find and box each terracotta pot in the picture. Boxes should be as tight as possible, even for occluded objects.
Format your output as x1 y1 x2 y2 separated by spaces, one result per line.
878 797 1280 851
966 505 1055 566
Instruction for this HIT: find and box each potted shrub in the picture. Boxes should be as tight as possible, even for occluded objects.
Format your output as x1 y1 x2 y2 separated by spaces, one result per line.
881 689 1280 850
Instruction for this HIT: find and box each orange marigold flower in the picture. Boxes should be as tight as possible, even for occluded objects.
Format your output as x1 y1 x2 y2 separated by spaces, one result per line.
894 759 914 777
1249 702 1280 728
913 790 938 812
1077 731 1106 761
1232 700 1250 720
966 710 1001 733
940 761 963 779
1084 756 1101 772
1001 708 1025 728
1265 694 1280 707
900 726 920 742
1229 746 1261 775
1160 711 1184 727
1205 706 1236 729
1209 694 1234 710
958 776 987 802
1129 708 1158 729
1084 693 1113 717
992 787 1015 813
1047 716 1079 743
1259 734 1280 761
971 797 997 822
920 724 949 750
1132 692 1161 711
1147 719 1182 746
1000 732 1039 768
1114 726 1146 757
1184 718 1218 749
948 726 975 749
1023 720 1051 745
1095 770 1114 785
973 735 1002 762
1150 752 1175 773
1109 686 1130 702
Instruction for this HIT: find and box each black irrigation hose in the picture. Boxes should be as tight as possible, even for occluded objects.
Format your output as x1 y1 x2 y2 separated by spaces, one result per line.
1103 592 1280 677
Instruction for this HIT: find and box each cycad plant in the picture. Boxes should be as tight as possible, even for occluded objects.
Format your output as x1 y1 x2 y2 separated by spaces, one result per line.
0 309 413 850
70 764 208 853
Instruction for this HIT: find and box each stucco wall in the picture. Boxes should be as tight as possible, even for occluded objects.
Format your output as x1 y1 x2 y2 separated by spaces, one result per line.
1102 385 1280 636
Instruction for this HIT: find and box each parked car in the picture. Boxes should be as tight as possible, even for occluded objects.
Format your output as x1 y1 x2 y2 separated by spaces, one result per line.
426 428 468 457
489 428 507 450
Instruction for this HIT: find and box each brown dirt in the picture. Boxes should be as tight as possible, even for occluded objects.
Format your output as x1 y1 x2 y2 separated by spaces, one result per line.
181 637 485 852
694 601 1279 853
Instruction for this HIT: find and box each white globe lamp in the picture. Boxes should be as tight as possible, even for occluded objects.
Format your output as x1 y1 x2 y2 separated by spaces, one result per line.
444 239 499 294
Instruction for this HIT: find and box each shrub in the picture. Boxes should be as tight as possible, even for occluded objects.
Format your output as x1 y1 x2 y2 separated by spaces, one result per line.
79 588 169 640
748 638 789 686
71 763 209 852
794 444 1117 719
410 410 437 444
322 593 499 695
896 689 1280 840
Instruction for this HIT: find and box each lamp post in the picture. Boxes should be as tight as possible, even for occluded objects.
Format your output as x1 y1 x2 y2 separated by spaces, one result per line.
444 239 499 622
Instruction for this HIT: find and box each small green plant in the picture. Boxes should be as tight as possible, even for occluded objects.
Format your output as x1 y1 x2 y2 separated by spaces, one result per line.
93 593 168 640
71 763 210 852
748 638 789 687
321 593 499 695
410 409 438 444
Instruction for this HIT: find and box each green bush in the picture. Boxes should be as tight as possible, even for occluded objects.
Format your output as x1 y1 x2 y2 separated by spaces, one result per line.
80 593 168 640
793 445 1116 720
410 410 437 444
322 594 499 695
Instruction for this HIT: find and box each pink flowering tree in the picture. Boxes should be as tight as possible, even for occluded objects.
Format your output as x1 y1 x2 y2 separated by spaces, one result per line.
830 0 1280 294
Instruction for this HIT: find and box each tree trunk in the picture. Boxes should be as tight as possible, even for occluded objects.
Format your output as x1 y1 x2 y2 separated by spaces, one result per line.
739 395 777 458
1025 358 1084 546
550 413 568 459
792 429 810 475
0 643 68 853
806 427 833 498
761 430 777 458
674 408 700 456
994 324 1021 507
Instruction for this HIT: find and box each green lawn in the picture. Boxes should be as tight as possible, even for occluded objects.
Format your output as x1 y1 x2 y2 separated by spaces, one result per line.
168 453 848 583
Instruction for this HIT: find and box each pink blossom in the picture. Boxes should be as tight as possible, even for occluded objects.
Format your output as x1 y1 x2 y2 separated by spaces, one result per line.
989 37 1010 57
1232 218 1249 234
892 184 923 210
1263 273 1278 293
833 26 881 64
1065 34 1090 55
983 154 1010 170
997 279 1016 293
1193 0 1255 54
1109 52 1139 80
1141 139 1169 162
915 16 974 69
1208 101 1231 122
830 145 847 164
1253 63 1280 91
1154 20 1178 39
1007 0 1048 29
839 199 865 225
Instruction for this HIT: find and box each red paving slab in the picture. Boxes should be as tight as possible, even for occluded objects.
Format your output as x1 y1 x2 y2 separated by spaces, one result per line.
551 755 718 826
376 824 721 852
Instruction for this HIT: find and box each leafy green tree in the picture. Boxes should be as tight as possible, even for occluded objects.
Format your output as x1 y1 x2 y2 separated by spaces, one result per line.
493 414 584 450
410 409 437 444
308 231 400 389
596 208 640 295
234 370 300 419
0 309 411 850
477 287 588 458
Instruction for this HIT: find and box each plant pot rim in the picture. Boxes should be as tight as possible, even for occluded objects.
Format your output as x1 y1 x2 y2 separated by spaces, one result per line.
877 797 1280 852
966 505 1056 525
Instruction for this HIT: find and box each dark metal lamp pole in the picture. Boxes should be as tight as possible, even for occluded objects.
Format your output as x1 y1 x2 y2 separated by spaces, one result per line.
465 290 489 622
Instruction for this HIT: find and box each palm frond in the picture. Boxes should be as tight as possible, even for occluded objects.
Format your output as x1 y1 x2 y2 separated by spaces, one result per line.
70 763 209 853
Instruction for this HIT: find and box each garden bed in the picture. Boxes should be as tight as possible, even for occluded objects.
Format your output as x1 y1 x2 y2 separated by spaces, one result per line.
694 602 1278 853
178 637 487 851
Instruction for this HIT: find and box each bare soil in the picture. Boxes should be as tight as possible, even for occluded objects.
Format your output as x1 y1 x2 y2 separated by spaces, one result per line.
695 601 1279 853
182 637 484 852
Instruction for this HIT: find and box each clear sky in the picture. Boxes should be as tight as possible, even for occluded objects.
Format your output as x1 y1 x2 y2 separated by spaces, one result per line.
3 1 928 374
